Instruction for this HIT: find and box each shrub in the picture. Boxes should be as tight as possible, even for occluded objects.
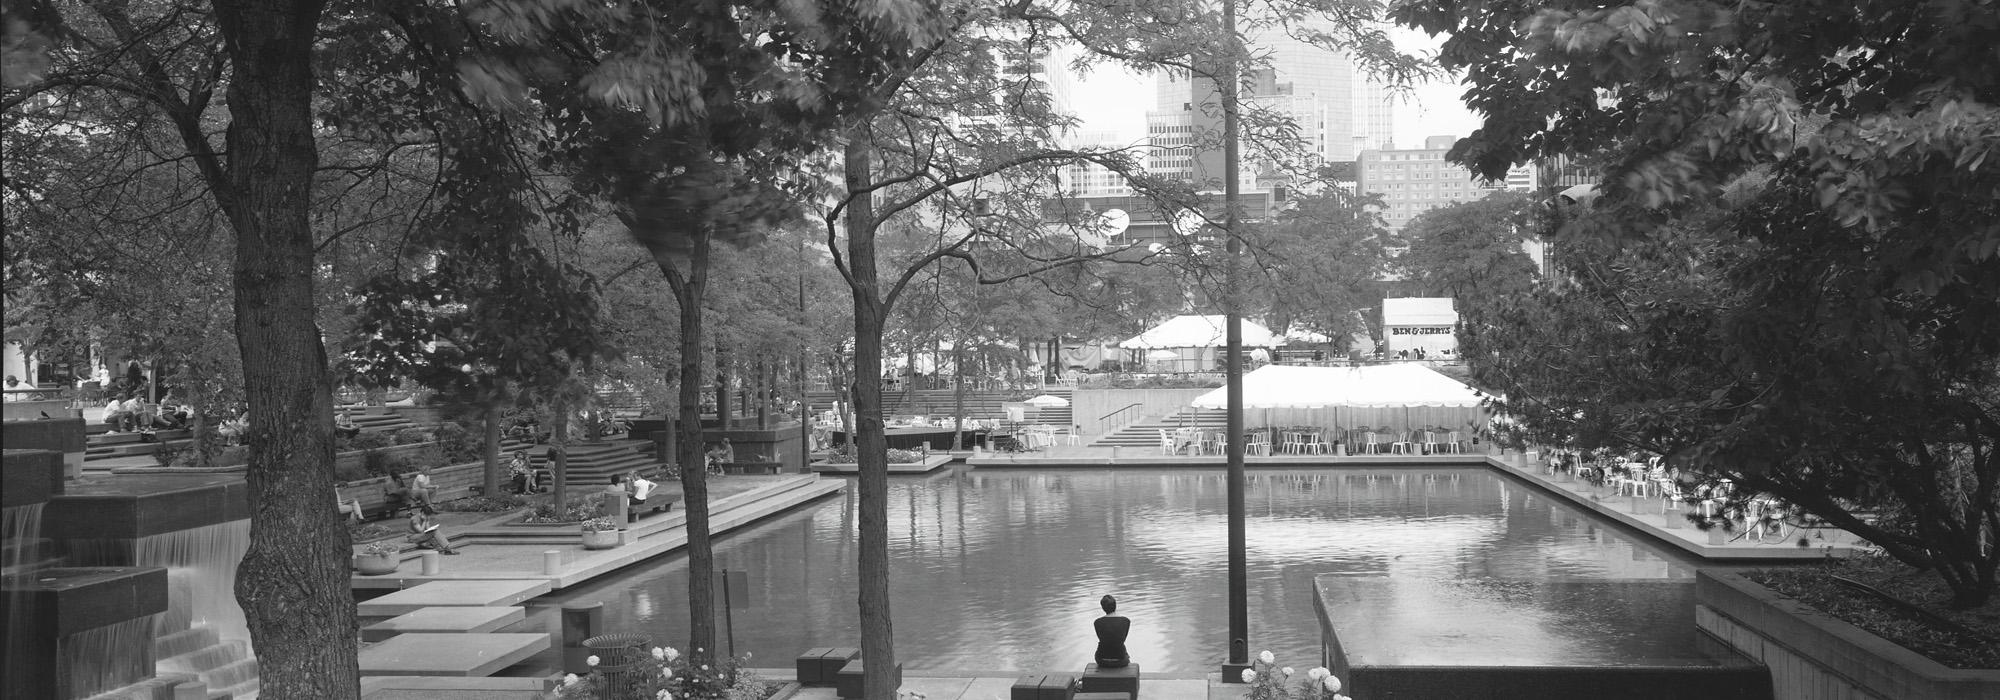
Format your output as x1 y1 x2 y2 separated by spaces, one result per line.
344 431 394 452
579 516 618 532
333 461 373 483
432 420 481 464
885 448 926 464
523 494 608 524
364 451 406 477
392 426 435 445
557 647 773 700
152 442 189 469
360 540 402 558
439 494 528 513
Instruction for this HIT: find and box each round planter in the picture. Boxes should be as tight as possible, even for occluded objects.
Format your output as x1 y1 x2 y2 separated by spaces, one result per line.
354 553 399 575
581 529 622 550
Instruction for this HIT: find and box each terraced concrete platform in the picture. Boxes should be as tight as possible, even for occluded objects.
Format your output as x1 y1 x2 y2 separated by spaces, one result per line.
362 605 526 642
356 579 551 617
357 632 550 677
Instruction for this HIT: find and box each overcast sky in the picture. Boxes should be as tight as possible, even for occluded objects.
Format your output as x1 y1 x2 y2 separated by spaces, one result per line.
1065 28 1482 149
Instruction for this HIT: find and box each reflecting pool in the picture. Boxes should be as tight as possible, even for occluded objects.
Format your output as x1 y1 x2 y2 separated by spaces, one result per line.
541 467 1698 673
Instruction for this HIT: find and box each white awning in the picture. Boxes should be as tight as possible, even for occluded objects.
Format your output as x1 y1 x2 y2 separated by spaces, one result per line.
1119 315 1281 350
1190 364 1486 409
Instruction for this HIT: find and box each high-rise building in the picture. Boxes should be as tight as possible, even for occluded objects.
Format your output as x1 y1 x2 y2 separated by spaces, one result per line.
1355 135 1536 234
1144 17 1361 188
1351 77 1395 152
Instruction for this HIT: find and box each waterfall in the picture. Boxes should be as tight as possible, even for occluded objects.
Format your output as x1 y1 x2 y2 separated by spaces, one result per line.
3 503 47 698
67 519 253 645
61 616 157 698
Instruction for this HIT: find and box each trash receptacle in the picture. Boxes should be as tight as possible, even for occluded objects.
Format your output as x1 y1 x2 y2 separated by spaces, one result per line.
581 632 653 698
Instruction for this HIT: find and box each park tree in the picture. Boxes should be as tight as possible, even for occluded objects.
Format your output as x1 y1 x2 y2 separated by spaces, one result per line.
1 0 379 694
1401 0 1999 606
1248 187 1396 348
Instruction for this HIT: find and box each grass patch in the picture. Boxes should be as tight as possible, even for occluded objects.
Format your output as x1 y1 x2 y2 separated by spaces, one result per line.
1747 554 1999 669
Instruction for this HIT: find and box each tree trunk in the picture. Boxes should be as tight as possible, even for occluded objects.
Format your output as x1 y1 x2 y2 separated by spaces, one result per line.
551 408 570 509
483 405 501 496
663 233 719 661
952 339 967 450
843 137 897 700
210 0 356 696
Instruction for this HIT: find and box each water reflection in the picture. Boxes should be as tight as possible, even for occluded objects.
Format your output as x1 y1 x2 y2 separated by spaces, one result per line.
543 467 1693 672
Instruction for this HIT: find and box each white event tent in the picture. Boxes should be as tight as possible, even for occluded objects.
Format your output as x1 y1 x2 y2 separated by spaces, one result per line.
1189 364 1491 438
1119 315 1280 372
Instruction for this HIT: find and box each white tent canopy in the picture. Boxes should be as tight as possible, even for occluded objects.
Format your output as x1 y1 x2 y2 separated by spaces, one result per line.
1119 315 1280 350
1190 364 1491 435
1191 364 1485 409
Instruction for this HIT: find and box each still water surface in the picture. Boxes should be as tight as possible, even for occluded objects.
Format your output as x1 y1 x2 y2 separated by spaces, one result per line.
542 467 1696 672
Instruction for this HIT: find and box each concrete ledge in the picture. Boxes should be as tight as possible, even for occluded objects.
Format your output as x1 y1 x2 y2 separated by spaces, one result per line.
358 632 550 677
1485 459 1861 561
812 454 954 474
1696 571 2000 700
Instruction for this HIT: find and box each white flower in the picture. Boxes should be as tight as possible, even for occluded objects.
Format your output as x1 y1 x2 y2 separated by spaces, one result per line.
586 655 600 667
652 647 666 660
657 691 674 700
1259 650 1275 664
1241 669 1257 683
563 674 579 686
1281 667 1294 677
1323 676 1342 693
664 647 681 662
1307 668 1330 681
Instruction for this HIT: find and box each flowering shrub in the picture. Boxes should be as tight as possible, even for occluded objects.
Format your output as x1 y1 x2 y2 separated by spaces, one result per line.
884 448 927 464
359 541 402 558
555 647 773 700
579 517 619 533
1239 651 1350 700
523 494 610 524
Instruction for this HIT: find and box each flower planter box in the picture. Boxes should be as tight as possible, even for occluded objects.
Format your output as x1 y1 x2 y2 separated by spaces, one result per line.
580 529 621 550
354 553 399 576
1695 570 2000 700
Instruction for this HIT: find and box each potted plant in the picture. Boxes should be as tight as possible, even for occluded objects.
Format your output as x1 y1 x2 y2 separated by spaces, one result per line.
354 541 401 575
580 516 622 550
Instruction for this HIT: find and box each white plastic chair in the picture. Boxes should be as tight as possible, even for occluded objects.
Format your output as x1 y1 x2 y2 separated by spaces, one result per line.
1301 432 1329 455
1157 429 1176 455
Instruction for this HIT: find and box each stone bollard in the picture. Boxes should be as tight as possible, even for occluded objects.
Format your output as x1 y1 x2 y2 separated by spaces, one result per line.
561 602 605 675
421 550 441 576
543 550 562 576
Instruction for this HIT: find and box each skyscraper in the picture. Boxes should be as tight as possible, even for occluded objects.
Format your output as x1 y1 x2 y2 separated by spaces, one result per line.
1355 135 1537 234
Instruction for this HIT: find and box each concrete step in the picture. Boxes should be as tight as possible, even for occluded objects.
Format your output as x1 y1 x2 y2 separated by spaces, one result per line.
155 627 221 660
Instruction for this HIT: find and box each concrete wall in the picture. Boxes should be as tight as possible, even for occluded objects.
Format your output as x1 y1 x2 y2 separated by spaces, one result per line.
1071 388 1211 436
3 417 86 479
1695 571 2000 700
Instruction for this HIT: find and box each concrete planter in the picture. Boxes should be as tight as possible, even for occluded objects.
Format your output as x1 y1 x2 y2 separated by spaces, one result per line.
580 529 621 550
354 553 399 576
1696 570 2000 700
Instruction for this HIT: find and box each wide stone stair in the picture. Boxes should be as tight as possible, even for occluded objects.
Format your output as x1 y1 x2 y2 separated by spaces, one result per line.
1091 408 1227 448
520 438 673 485
153 626 258 700
84 408 420 465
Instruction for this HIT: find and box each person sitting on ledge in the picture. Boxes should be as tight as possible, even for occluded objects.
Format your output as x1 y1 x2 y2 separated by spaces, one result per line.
1094 594 1131 669
334 412 362 440
406 510 458 554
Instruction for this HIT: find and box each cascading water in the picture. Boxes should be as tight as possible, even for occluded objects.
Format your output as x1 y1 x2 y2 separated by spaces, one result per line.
66 518 259 697
68 518 252 644
61 616 158 697
3 503 47 698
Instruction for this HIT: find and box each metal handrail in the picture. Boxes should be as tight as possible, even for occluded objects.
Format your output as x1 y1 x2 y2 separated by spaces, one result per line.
1098 402 1145 433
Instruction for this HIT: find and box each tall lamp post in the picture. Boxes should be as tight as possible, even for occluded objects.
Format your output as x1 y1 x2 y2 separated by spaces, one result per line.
1219 0 1251 680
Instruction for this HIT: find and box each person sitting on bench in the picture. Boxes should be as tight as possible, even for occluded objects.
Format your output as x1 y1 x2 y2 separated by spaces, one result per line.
627 471 658 521
1094 594 1131 669
336 490 364 524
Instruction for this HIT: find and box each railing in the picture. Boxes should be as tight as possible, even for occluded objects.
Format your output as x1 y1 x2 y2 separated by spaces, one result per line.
1097 402 1145 433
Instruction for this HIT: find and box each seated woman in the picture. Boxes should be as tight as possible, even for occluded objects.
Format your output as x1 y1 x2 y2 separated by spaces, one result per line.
1093 594 1131 669
334 412 362 440
336 490 364 524
507 450 537 494
406 510 458 554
